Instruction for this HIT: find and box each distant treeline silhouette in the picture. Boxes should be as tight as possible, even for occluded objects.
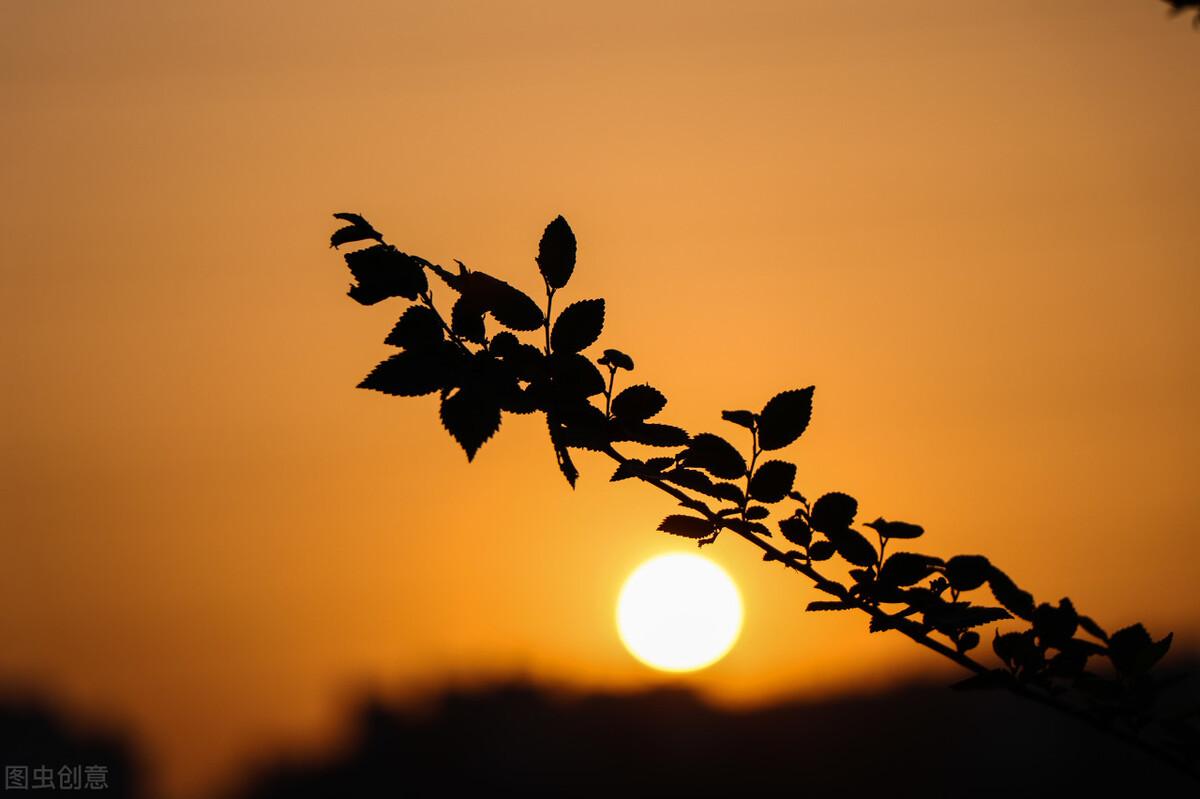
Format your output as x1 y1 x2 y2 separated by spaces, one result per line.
329 212 1200 781
6 672 1198 799
232 672 1200 798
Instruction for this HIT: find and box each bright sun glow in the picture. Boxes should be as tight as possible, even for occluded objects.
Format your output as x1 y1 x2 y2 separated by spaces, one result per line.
616 553 743 673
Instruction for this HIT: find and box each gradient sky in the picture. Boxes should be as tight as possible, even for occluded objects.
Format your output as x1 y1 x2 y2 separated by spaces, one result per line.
3 1 1199 796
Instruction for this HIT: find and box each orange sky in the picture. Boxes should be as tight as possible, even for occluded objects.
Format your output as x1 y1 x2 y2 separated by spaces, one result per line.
2 2 1199 797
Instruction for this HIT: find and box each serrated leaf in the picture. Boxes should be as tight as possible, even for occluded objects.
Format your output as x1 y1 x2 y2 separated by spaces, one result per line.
827 527 877 567
440 386 501 461
757 387 814 450
620 422 689 447
945 555 991 592
809 492 858 534
551 299 605 353
863 517 925 539
987 566 1035 620
778 516 812 547
748 460 796 503
330 212 382 248
1032 599 1078 648
468 273 545 331
680 433 746 480
385 306 445 349
745 506 769 520
1078 615 1108 641
808 540 835 561
611 384 667 422
957 631 982 653
537 215 576 290
1108 623 1171 675
358 344 461 397
721 518 770 537
721 409 756 428
548 352 607 399
451 295 487 342
657 514 715 539
610 459 645 482
547 419 578 487
344 245 428 305
925 603 1011 634
879 552 944 587
806 601 852 612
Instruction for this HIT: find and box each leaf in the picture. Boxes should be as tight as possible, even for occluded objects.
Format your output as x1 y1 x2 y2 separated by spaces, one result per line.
663 469 743 504
547 419 578 487
809 492 858 534
610 459 644 482
385 306 445 349
621 422 689 447
1108 624 1173 675
657 514 715 539
469 273 545 331
345 245 428 305
537 215 576 290
550 298 605 353
757 387 814 450
1032 599 1078 648
440 386 501 461
987 566 1035 621
925 603 1011 633
597 348 634 371
611 384 667 422
330 212 382 248
721 410 756 429
721 518 770 537
745 506 769 521
548 353 607 399
879 552 944 587
957 631 982 653
945 555 991 592
863 517 925 540
680 433 746 480
1078 615 1109 642
748 460 796 503
358 344 461 397
808 540 835 561
451 295 487 342
806 601 852 612
826 527 877 567
778 516 812 548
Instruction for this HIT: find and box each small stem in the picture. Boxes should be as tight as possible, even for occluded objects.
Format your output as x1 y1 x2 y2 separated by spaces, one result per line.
420 290 470 355
604 365 618 419
544 284 556 355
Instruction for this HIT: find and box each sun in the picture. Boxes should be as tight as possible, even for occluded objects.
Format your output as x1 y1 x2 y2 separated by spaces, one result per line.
616 552 743 673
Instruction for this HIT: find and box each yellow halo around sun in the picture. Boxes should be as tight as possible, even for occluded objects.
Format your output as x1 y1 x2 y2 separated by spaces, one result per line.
616 552 743 673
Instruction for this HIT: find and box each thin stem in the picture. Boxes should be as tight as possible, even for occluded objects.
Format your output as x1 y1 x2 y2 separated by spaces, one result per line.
543 284 556 355
598 442 1199 782
603 365 618 419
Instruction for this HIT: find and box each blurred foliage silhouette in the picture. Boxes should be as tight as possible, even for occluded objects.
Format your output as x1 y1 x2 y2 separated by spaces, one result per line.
331 214 1200 781
1162 0 1200 27
231 673 1200 798
0 694 141 798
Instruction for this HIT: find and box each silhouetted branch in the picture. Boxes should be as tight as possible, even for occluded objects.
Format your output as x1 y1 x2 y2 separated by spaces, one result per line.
329 212 1200 782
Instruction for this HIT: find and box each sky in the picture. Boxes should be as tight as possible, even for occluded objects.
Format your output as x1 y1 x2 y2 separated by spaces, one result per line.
2 1 1199 796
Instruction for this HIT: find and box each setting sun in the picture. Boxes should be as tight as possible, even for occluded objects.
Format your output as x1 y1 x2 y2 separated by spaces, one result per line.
616 553 744 673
